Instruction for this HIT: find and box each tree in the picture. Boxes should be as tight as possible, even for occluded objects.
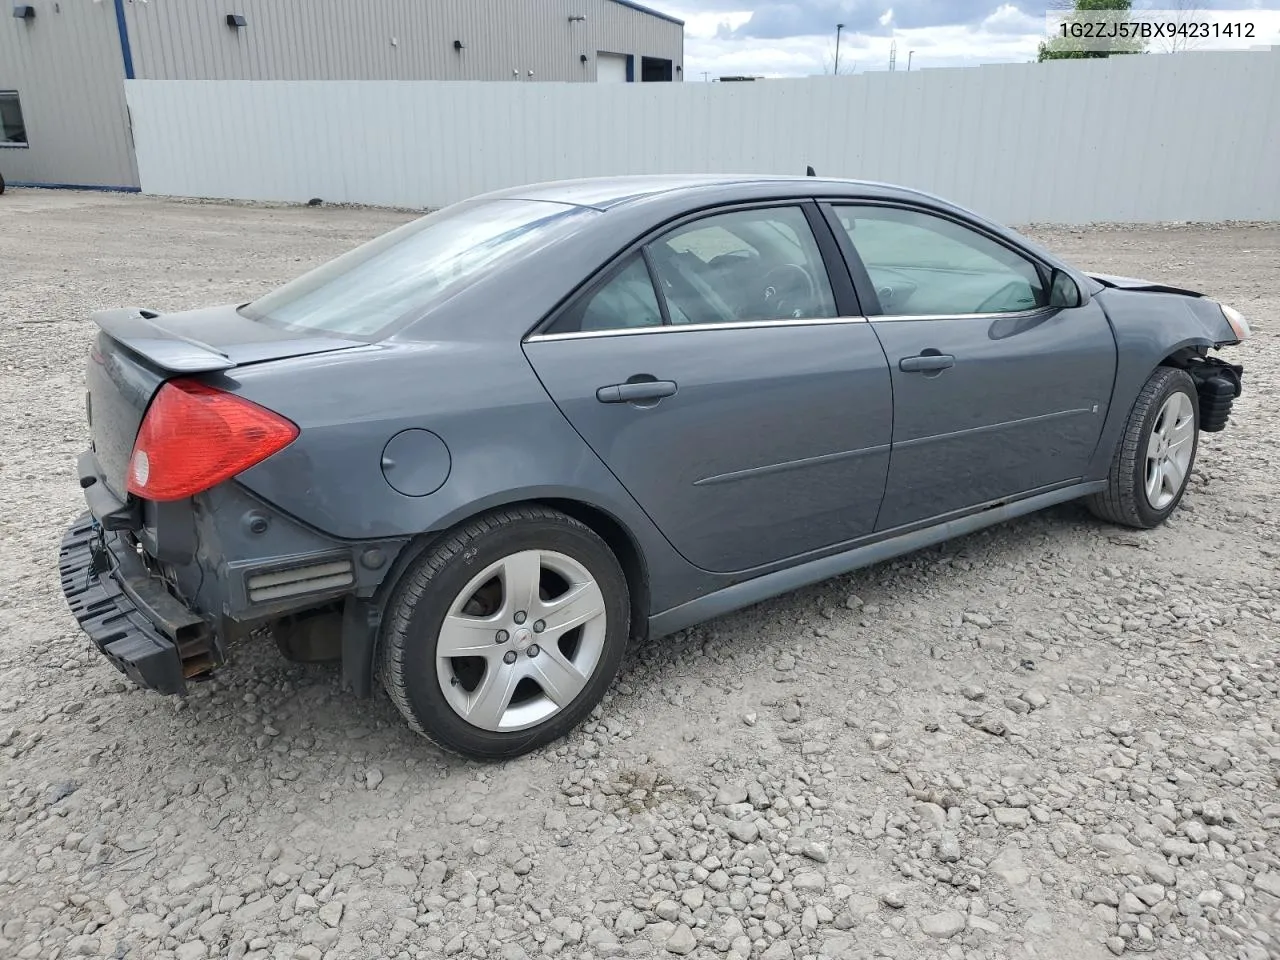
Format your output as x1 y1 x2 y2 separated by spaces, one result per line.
821 43 856 75
1038 0 1147 61
1154 0 1205 54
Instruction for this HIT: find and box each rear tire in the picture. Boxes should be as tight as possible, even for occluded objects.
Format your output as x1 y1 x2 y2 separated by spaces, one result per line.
1087 366 1199 529
378 506 629 760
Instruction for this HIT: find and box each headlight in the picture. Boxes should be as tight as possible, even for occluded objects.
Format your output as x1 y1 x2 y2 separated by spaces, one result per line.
1218 302 1252 341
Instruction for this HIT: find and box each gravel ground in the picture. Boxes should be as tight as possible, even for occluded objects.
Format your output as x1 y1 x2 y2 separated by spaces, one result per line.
1 190 1277 960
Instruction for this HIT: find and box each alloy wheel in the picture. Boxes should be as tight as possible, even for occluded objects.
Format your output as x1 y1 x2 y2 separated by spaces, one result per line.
1144 391 1196 510
435 549 607 732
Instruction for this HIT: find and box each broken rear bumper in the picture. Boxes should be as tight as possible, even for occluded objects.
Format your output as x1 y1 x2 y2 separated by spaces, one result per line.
59 511 219 695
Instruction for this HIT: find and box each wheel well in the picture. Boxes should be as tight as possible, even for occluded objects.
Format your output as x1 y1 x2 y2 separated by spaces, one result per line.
1158 344 1210 369
372 498 651 643
539 498 651 644
342 499 651 698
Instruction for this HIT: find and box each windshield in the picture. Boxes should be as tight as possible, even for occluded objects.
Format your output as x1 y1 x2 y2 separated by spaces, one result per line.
241 198 590 336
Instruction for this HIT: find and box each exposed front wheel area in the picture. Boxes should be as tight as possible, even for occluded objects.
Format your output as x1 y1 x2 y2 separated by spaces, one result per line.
378 506 629 759
1089 366 1200 529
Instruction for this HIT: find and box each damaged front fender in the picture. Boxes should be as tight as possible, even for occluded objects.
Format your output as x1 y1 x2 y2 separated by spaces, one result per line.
1085 287 1246 478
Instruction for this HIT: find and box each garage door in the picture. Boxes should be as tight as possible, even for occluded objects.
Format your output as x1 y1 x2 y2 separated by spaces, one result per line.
597 53 628 83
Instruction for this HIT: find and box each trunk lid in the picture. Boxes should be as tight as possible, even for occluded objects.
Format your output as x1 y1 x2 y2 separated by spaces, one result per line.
87 305 361 497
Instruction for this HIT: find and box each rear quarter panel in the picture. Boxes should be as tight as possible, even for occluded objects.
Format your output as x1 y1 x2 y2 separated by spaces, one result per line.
222 340 703 615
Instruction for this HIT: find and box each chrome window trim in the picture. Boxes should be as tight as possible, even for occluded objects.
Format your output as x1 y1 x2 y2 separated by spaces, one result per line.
525 315 868 343
868 306 1055 323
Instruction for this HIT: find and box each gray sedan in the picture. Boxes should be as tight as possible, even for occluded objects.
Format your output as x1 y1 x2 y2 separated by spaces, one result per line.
59 175 1250 759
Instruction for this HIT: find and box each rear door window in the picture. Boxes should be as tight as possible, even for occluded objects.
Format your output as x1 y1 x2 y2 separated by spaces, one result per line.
647 206 838 325
550 254 665 334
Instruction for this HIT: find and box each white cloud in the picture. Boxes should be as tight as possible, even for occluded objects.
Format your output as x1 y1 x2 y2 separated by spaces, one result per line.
679 9 753 40
664 2 1280 79
981 3 1043 35
670 16 1042 77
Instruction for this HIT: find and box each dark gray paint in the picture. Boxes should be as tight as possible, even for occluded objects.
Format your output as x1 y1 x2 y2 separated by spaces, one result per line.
223 339 699 618
86 327 167 499
381 430 452 498
524 321 892 572
77 174 1244 648
1083 289 1236 481
869 302 1116 530
648 480 1107 639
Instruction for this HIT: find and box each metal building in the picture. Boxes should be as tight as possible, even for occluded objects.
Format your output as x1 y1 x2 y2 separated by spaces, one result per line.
0 0 683 191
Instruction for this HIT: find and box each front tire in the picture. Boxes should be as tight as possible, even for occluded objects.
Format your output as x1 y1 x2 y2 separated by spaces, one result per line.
378 506 630 760
1088 366 1199 529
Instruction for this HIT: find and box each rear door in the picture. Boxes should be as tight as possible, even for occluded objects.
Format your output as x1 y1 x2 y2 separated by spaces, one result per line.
822 202 1117 532
524 202 893 574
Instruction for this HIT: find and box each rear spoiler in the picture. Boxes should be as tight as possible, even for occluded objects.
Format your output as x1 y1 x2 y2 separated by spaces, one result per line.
92 308 237 374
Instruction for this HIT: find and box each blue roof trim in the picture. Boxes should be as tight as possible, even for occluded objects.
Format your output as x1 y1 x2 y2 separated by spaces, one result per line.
112 0 136 80
608 0 684 26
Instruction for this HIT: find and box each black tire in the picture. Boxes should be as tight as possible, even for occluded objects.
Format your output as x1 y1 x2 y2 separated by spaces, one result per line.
0 171 6 195
1087 366 1199 529
378 506 630 760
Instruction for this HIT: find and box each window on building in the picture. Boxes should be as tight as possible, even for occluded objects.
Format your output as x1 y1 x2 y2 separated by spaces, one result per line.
641 57 673 82
0 92 27 147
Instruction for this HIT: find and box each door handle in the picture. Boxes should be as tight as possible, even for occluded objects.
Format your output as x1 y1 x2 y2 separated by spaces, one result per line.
596 380 678 404
899 354 955 373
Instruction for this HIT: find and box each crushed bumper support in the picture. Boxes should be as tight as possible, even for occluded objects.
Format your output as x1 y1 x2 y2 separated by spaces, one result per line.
59 512 218 695
1189 357 1243 433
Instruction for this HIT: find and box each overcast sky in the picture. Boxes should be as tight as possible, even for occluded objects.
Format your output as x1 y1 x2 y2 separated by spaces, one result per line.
652 0 1280 78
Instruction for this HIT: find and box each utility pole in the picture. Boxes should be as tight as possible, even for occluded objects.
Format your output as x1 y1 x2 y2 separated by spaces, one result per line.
834 23 844 74
889 39 896 72
907 50 914 71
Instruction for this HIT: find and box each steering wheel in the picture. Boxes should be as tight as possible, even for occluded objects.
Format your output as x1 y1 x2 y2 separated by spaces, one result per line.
867 267 918 313
975 280 1036 314
761 263 818 319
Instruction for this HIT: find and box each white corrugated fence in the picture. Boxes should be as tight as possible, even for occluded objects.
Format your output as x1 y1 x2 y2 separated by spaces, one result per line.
124 49 1280 224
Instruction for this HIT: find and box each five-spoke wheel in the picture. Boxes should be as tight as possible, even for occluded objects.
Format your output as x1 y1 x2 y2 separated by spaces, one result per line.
1089 365 1200 529
379 506 629 759
1143 391 1195 511
435 549 608 733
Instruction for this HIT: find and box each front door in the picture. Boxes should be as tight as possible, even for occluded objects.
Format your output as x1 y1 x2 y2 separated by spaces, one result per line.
525 203 893 574
824 202 1118 532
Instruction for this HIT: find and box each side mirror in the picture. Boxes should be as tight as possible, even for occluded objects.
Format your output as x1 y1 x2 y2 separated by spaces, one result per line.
1049 268 1082 309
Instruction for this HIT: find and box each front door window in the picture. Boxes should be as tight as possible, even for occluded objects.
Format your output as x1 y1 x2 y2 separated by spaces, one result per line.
833 205 1047 316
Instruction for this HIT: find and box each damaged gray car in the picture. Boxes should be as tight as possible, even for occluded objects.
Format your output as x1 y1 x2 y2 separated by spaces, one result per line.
59 175 1250 758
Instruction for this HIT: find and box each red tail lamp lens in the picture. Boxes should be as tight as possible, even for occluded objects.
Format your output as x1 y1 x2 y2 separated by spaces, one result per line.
127 379 299 501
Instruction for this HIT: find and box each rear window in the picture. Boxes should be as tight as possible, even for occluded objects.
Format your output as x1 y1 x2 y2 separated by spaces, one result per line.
241 198 590 336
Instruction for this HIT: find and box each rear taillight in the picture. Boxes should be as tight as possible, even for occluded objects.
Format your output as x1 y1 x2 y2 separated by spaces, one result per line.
127 379 299 502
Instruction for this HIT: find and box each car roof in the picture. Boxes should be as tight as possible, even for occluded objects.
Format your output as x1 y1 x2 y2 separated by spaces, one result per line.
481 174 935 211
